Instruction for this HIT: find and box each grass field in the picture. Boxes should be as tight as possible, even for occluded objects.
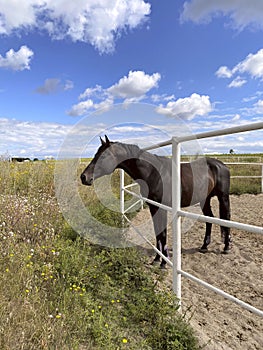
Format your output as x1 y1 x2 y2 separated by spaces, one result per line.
0 160 199 350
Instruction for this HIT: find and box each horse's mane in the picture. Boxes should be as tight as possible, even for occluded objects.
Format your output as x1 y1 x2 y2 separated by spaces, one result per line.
115 141 141 156
116 141 170 164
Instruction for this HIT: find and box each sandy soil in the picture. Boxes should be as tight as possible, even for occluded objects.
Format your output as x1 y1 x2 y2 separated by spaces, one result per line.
127 194 263 350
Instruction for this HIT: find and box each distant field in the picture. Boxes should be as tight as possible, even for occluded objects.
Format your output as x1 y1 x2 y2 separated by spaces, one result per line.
208 153 263 163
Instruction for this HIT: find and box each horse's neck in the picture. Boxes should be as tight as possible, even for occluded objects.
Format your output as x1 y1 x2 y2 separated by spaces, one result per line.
118 158 142 180
117 145 157 183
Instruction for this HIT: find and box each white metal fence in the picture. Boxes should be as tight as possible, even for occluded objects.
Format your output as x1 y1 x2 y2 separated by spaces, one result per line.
120 121 263 318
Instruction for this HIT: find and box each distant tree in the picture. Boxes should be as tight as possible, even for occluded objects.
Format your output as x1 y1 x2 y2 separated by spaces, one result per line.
229 149 235 154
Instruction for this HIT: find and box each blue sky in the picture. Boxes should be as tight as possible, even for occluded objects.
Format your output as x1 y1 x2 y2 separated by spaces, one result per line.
0 0 263 158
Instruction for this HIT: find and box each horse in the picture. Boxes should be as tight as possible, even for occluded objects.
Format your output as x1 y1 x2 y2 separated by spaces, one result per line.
80 135 231 268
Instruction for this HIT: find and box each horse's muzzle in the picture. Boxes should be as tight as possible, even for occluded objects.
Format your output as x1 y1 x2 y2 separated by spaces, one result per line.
80 173 93 186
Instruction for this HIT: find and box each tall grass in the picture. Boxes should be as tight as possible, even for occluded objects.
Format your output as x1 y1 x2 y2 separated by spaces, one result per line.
0 160 200 350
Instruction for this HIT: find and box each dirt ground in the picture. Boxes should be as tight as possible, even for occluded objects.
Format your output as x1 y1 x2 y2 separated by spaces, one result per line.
127 194 263 350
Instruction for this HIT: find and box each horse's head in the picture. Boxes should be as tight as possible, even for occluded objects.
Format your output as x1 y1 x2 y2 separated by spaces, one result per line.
80 135 124 186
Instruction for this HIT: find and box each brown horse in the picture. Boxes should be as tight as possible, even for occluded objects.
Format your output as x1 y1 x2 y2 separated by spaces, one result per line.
81 136 231 268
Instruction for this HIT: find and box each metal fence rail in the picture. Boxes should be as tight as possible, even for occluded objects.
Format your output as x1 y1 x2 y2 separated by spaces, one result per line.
120 121 263 318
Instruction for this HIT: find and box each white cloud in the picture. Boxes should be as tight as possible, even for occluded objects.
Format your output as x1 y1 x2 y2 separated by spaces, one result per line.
233 48 263 78
1 113 262 159
107 71 161 99
232 114 240 121
0 45 34 71
68 70 161 116
0 0 39 34
79 85 103 100
156 93 212 120
215 66 233 78
0 0 151 54
0 117 71 158
93 98 114 113
68 100 94 117
150 94 175 103
242 91 263 103
253 99 263 114
64 80 74 91
181 0 263 30
228 76 247 88
216 48 263 88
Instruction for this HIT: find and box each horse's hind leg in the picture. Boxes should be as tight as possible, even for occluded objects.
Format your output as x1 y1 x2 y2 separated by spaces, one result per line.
218 193 231 253
200 196 214 253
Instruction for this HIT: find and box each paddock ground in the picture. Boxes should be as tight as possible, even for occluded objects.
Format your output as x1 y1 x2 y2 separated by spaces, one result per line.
127 194 263 350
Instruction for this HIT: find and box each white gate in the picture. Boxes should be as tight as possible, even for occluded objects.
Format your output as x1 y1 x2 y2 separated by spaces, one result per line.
120 121 263 318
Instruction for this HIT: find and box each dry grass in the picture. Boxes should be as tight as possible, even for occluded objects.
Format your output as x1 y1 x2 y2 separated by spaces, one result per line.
0 160 199 350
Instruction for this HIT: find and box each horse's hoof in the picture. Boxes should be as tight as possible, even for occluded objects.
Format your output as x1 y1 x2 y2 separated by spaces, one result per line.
222 249 230 254
199 247 208 253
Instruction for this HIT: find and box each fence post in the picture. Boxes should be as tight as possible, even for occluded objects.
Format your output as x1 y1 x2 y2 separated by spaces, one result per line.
172 137 182 308
261 165 263 193
120 169 125 217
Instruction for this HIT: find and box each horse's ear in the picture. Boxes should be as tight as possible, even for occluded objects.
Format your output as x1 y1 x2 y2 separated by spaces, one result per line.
100 136 106 146
105 135 110 145
100 135 110 146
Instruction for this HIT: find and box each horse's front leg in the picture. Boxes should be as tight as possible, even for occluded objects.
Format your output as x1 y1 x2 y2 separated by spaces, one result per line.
149 205 169 268
152 238 161 263
221 226 231 253
157 230 169 269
